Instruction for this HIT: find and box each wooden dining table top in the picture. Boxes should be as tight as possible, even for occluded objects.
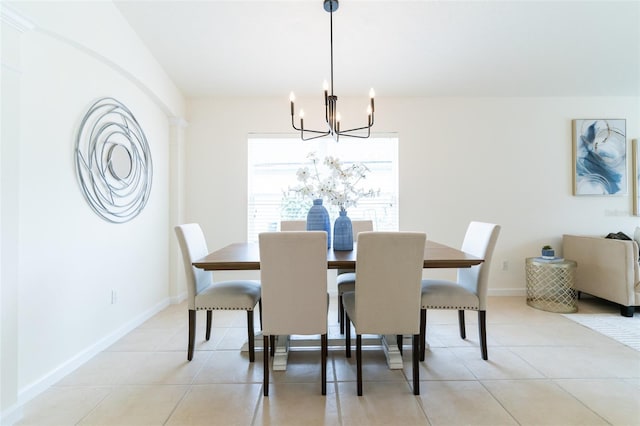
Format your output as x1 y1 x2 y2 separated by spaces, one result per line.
193 240 483 271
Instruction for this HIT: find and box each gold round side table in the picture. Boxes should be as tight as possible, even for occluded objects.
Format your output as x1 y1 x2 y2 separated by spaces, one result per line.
525 257 578 313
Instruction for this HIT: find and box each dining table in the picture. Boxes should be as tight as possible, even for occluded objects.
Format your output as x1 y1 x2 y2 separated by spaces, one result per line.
193 239 483 370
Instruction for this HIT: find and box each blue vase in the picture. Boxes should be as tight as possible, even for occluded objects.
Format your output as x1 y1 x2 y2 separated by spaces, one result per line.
333 209 353 251
306 198 331 248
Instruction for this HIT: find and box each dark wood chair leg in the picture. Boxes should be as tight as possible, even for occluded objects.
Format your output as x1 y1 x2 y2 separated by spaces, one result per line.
247 310 255 362
413 334 420 395
458 310 466 339
270 335 275 356
397 334 403 355
356 334 363 396
345 312 352 358
188 309 196 361
205 310 212 341
263 335 269 396
479 310 488 360
258 299 263 330
620 305 634 317
339 294 344 334
321 334 327 395
419 309 426 361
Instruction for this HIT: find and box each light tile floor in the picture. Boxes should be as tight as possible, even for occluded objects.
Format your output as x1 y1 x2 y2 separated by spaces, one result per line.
16 296 640 426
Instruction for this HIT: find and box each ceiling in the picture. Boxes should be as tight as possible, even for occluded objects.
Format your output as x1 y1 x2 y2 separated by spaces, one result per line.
114 0 640 98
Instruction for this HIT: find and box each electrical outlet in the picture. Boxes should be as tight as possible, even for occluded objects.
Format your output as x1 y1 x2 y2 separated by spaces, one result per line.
111 290 118 304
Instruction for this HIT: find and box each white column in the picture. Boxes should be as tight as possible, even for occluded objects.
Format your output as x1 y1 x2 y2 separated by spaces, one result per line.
168 116 189 303
0 5 33 424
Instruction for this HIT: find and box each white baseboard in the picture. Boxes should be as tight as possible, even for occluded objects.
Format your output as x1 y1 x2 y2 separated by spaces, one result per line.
169 291 187 305
0 403 23 426
15 298 171 408
488 288 526 296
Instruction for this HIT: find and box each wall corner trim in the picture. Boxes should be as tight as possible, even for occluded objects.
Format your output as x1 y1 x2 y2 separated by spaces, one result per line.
169 116 189 129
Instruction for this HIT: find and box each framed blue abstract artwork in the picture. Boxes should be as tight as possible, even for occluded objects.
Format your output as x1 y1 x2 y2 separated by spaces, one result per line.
572 119 626 196
633 139 639 215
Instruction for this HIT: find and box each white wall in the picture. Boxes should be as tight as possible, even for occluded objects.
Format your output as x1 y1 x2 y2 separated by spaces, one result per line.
1 2 186 422
185 96 639 291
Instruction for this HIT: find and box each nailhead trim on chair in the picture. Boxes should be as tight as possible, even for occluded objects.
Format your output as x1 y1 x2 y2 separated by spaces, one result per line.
423 305 478 310
197 307 254 310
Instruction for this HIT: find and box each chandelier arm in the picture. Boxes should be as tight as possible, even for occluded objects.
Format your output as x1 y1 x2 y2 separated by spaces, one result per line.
336 130 371 139
291 116 302 131
301 130 331 141
325 102 330 125
302 128 332 135
338 124 373 133
292 115 335 136
292 117 333 138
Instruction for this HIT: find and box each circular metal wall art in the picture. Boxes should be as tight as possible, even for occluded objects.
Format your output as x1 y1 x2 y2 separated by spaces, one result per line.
75 97 153 223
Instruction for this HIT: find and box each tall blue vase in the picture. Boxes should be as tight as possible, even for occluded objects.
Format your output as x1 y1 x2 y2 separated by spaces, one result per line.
306 198 331 248
333 209 353 251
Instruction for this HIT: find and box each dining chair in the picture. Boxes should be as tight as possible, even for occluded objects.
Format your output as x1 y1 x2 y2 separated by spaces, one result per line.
337 220 373 333
280 220 306 231
342 231 426 396
259 231 329 396
175 223 261 362
419 221 501 361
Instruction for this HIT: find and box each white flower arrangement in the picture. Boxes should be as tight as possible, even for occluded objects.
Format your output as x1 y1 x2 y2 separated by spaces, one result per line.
288 152 379 211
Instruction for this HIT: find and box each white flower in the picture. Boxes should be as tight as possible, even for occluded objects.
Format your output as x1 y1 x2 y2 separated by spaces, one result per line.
296 167 310 182
288 152 379 210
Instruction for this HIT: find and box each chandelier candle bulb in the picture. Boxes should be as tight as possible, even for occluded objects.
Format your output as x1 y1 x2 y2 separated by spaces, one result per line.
323 80 329 104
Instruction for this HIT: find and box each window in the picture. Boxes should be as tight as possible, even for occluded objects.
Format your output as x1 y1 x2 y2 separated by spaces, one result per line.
247 135 398 242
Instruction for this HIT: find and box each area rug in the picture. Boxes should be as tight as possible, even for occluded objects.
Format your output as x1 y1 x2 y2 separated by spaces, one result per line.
562 313 640 352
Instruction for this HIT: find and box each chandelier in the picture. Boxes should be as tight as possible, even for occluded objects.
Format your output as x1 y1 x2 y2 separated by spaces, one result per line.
289 0 375 142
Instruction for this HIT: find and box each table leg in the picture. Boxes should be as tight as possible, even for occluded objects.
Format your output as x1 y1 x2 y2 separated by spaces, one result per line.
381 335 404 369
272 335 290 371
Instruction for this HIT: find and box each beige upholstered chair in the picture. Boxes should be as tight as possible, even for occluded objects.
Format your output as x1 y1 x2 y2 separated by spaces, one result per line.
175 224 261 361
280 220 306 231
259 231 329 396
342 231 426 396
420 221 500 361
337 220 374 333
